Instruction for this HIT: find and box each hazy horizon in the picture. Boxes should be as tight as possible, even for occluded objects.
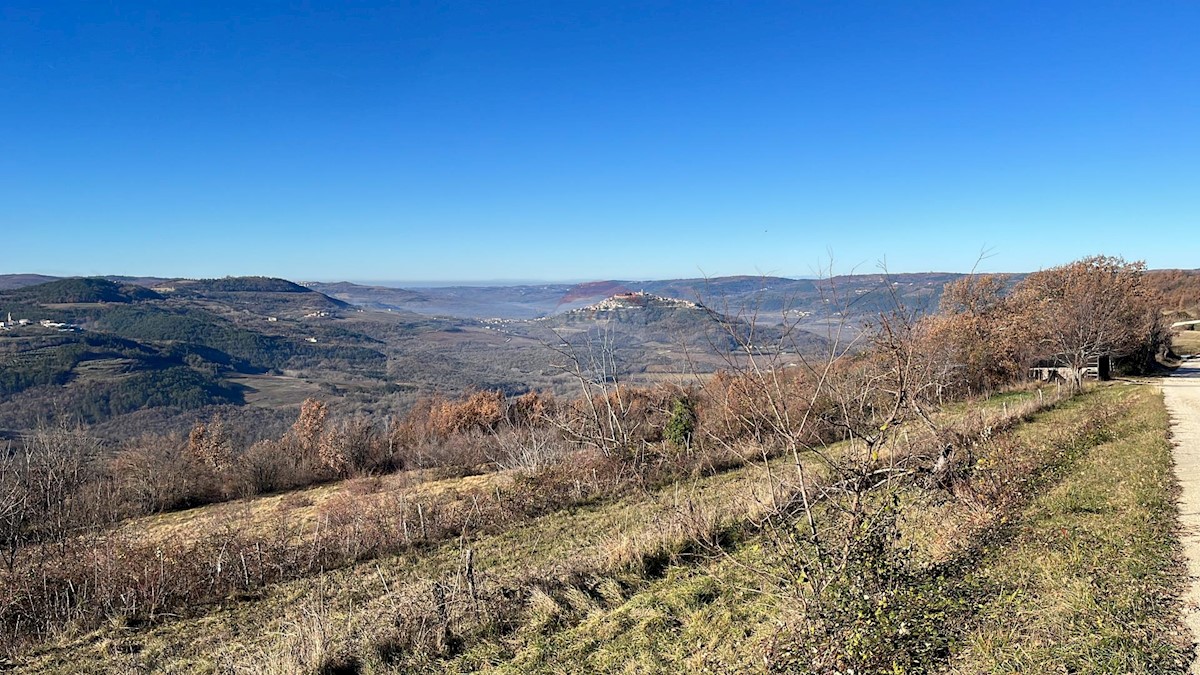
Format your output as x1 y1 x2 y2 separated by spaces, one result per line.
7 261 1200 291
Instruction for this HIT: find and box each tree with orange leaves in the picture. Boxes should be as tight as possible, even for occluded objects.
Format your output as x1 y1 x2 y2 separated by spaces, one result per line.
1013 255 1164 389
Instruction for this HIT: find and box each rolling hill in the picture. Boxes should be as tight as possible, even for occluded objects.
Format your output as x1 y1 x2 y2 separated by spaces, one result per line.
305 272 989 323
6 277 162 304
0 274 59 290
0 271 1013 439
0 277 391 436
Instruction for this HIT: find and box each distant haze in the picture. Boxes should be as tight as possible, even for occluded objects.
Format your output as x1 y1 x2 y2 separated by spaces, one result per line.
346 279 590 288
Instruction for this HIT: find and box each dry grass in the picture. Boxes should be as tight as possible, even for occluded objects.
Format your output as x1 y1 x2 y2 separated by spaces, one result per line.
125 467 510 544
11 384 1152 673
13 448 786 672
1174 328 1200 355
948 384 1188 673
464 384 1187 674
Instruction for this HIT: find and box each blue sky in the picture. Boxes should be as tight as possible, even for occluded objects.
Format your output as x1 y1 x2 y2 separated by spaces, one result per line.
2 1 1197 282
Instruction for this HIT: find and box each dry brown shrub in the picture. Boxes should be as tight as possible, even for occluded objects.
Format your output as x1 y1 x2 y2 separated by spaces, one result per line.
507 390 556 427
425 390 505 438
699 369 823 449
277 491 315 512
319 415 380 477
186 415 233 473
236 438 294 496
290 399 328 459
345 476 384 496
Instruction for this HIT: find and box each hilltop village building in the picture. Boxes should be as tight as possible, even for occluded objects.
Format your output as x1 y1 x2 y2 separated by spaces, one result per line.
570 291 701 314
0 311 76 332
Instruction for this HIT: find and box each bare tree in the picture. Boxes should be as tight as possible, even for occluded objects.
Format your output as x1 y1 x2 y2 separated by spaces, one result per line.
1013 255 1162 390
687 265 975 671
0 423 106 570
0 443 29 571
544 325 644 459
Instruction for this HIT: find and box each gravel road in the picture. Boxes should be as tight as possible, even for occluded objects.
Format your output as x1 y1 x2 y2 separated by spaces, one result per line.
1164 361 1200 672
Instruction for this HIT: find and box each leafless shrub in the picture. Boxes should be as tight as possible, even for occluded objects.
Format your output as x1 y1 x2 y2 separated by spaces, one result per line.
111 433 201 513
491 427 567 473
1 423 113 573
543 327 660 459
236 438 293 496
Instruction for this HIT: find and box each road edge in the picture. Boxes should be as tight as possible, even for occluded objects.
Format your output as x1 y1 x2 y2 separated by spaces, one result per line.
1163 365 1200 673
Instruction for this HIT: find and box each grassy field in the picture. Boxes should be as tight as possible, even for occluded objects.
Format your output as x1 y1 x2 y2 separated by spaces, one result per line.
227 372 328 408
948 383 1188 673
458 384 1189 674
124 468 515 545
13 384 1189 673
1175 328 1200 355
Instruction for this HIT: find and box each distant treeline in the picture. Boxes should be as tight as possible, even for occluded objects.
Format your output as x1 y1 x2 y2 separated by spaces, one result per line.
177 276 312 294
4 277 160 304
1147 269 1200 315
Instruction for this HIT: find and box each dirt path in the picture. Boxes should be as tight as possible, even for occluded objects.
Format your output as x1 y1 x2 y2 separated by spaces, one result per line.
1163 361 1200 672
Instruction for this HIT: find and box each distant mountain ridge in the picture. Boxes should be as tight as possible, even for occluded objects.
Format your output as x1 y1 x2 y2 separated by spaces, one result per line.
0 274 62 290
2 272 985 321
1 274 320 293
302 281 428 311
303 272 985 321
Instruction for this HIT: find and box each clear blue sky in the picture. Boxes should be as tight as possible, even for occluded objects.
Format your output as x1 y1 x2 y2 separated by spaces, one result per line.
2 1 1197 282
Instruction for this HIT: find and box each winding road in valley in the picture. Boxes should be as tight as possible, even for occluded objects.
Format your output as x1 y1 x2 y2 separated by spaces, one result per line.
1164 360 1200 673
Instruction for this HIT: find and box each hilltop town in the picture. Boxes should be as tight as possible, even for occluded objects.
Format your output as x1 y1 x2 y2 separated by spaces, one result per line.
0 312 77 332
567 290 702 313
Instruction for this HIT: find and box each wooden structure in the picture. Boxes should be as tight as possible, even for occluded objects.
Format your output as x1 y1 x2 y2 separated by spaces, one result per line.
1029 355 1111 382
